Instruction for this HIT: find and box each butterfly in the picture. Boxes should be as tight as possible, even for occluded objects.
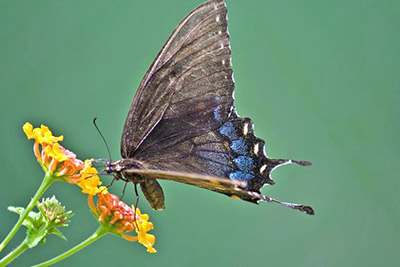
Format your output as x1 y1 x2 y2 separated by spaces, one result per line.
104 0 314 215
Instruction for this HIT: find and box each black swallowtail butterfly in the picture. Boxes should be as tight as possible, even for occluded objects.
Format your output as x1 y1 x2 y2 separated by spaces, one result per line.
104 0 314 215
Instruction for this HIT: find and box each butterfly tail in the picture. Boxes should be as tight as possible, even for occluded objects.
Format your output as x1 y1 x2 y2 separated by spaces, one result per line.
245 190 314 215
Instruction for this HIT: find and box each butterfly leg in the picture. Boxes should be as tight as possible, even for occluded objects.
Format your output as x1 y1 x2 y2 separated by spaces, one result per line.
133 184 140 230
129 184 145 230
134 183 140 212
106 177 116 188
120 182 128 200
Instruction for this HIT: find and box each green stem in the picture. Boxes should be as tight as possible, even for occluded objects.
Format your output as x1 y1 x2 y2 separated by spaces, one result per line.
0 238 29 267
0 172 53 253
32 226 108 267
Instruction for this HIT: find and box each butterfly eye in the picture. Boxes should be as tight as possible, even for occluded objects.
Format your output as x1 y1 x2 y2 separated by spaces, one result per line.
105 162 112 174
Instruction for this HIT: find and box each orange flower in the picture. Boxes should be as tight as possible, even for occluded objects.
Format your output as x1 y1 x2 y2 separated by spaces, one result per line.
23 122 83 176
23 122 106 196
88 193 156 253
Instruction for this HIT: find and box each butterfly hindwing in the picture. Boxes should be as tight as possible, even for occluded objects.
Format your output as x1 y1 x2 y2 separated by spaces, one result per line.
131 110 298 202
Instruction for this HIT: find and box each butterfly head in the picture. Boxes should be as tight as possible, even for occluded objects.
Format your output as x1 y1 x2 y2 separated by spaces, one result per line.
103 160 125 175
104 161 113 174
103 159 143 176
93 159 121 175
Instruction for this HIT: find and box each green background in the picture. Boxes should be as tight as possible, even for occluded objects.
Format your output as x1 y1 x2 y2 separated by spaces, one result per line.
1 0 399 266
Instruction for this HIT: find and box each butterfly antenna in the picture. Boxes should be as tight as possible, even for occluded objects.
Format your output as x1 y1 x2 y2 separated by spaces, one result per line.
93 117 112 161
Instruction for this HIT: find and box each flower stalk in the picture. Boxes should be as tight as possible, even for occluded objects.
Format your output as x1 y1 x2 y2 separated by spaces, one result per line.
0 172 53 253
0 238 29 266
32 226 108 267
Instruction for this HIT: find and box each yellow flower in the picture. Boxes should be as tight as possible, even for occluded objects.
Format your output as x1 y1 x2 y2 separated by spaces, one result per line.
23 122 106 196
134 208 156 253
88 193 156 253
76 159 107 196
43 143 69 162
23 122 79 174
23 122 63 145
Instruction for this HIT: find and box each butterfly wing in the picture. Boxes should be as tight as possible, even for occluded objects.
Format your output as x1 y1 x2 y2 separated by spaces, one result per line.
121 0 232 158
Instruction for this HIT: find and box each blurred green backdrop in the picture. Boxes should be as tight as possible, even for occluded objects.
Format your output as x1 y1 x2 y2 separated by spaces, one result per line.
1 0 399 266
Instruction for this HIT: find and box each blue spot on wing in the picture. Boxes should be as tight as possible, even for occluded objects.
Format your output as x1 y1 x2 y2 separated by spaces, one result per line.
219 122 238 139
230 139 248 155
214 106 222 122
229 171 254 180
233 156 254 172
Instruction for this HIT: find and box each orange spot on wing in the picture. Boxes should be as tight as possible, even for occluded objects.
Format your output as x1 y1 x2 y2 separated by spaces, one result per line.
210 180 221 185
196 102 206 110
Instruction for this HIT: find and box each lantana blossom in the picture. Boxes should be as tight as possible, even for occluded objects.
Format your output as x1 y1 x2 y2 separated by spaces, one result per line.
37 196 73 227
77 159 108 195
88 192 156 253
23 122 106 195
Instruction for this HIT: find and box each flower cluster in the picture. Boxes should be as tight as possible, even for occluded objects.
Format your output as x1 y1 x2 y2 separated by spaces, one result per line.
8 196 73 249
88 193 156 253
37 196 73 227
22 122 156 254
23 122 107 195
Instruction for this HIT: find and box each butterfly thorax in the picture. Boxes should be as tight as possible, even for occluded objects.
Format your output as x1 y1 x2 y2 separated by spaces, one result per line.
106 159 144 183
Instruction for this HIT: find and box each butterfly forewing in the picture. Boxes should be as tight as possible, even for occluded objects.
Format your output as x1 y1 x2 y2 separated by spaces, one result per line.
121 0 231 158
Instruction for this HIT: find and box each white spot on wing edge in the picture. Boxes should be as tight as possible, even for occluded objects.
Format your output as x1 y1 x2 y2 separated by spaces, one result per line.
254 143 259 155
243 123 249 136
260 165 267 173
216 15 220 22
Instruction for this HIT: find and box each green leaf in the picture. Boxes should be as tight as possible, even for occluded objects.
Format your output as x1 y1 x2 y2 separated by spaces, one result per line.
8 197 72 249
40 237 47 245
8 206 24 215
8 206 40 229
26 227 48 248
48 228 67 241
24 211 42 229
